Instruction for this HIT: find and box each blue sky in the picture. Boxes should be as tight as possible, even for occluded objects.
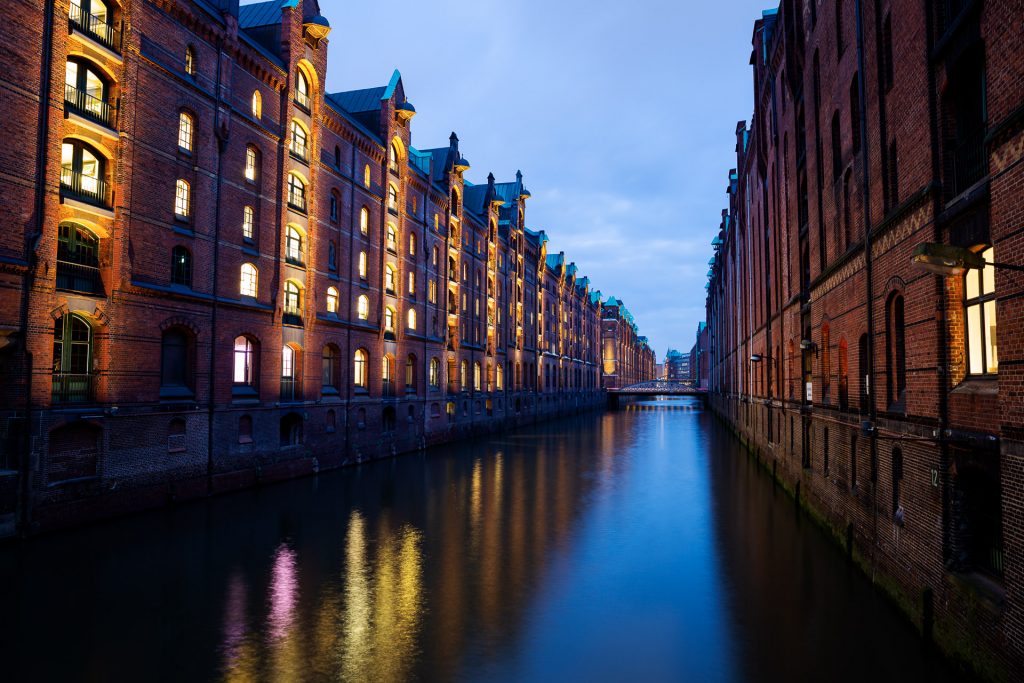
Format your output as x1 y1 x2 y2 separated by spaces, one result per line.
319 0 771 358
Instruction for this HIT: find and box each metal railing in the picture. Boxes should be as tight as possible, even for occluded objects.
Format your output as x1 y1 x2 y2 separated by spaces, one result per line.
60 168 109 207
948 129 987 198
282 305 303 325
64 84 115 127
69 3 121 52
56 259 103 294
52 373 94 403
280 377 301 402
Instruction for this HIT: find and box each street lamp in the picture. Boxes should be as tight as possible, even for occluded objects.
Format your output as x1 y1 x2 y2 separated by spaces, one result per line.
911 242 1024 276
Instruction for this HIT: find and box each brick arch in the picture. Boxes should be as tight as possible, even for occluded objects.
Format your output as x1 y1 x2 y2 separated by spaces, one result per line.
49 303 109 327
159 316 200 336
883 276 907 298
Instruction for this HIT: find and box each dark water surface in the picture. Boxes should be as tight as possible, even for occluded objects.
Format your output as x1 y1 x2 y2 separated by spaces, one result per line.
0 399 960 682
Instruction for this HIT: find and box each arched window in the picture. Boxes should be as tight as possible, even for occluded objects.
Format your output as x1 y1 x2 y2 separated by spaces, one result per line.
964 246 998 376
821 323 831 401
321 344 340 395
174 179 190 219
160 327 193 397
429 357 440 388
334 145 341 168
329 191 339 222
56 222 101 294
185 45 196 76
432 246 438 267
406 354 416 389
240 263 257 297
357 294 369 320
386 223 397 252
384 307 396 337
287 173 306 212
285 225 304 264
384 264 396 294
283 281 302 322
245 145 258 182
407 271 415 295
328 240 337 271
354 349 368 388
242 206 254 239
289 119 308 161
61 139 106 205
360 206 369 235
251 90 262 118
294 69 311 109
389 141 400 174
65 58 110 125
52 314 92 403
326 286 338 314
280 344 301 401
886 293 906 407
363 164 371 188
382 355 394 395
177 111 193 152
838 338 849 410
171 246 192 287
409 231 416 255
407 308 416 330
858 333 870 413
451 188 460 215
460 360 468 389
280 413 302 447
387 184 398 212
233 335 257 388
473 362 481 391
496 364 504 390
358 251 367 279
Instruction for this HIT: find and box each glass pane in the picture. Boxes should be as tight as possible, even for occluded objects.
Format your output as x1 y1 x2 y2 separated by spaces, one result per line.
282 347 293 377
984 299 998 373
967 304 983 374
85 70 103 101
234 350 247 383
62 142 74 166
965 268 980 300
65 61 78 88
93 0 108 23
982 247 995 295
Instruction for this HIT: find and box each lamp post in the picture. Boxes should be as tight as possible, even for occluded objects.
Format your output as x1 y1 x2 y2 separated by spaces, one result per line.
911 242 1024 276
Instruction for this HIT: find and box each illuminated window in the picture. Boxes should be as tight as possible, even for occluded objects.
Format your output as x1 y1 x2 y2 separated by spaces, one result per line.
283 280 302 316
354 349 367 387
233 336 256 385
326 287 338 314
384 264 396 294
408 271 415 294
428 279 437 303
184 45 196 76
360 206 369 235
407 308 416 330
287 173 306 212
240 263 257 297
496 364 504 390
358 251 367 279
295 69 311 109
388 184 398 212
177 112 193 152
363 164 371 188
473 362 481 391
965 246 997 376
251 90 261 118
171 246 192 287
386 223 397 252
245 146 258 182
242 206 254 239
409 232 416 255
285 226 303 264
460 360 468 388
429 357 440 388
174 179 190 218
384 307 395 332
434 213 439 231
389 141 400 173
289 119 308 161
357 294 369 320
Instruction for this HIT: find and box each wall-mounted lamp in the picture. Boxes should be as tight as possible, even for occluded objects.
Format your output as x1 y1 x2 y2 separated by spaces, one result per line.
799 339 817 351
750 353 763 363
911 242 1024 276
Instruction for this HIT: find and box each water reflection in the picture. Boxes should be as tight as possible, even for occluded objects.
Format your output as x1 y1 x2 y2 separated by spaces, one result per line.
0 398 958 682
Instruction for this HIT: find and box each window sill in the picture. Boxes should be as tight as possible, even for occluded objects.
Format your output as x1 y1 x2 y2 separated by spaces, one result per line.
173 225 195 237
952 378 998 397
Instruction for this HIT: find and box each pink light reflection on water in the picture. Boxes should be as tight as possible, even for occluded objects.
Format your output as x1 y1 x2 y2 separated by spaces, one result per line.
268 543 299 642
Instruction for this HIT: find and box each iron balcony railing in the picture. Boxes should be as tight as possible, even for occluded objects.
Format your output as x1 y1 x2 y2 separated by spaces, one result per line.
282 305 303 326
56 259 103 295
285 250 305 267
68 3 121 52
948 129 987 198
280 377 301 402
60 168 109 207
64 84 115 128
52 373 94 403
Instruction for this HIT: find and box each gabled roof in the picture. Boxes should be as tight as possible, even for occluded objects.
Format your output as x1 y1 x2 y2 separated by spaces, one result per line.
239 0 288 29
329 86 386 114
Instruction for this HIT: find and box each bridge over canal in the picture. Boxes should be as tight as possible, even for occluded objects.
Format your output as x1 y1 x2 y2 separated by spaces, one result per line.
607 380 708 408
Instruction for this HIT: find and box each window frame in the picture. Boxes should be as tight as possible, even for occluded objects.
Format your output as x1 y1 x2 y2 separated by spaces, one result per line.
964 246 998 377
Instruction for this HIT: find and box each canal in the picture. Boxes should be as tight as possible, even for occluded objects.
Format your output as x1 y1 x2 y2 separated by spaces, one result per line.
0 398 959 682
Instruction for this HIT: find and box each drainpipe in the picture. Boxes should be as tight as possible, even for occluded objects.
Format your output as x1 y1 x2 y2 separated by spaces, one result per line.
18 0 56 533
853 0 879 554
207 37 228 494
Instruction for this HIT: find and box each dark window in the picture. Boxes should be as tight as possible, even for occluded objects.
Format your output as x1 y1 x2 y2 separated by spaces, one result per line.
171 246 192 287
831 111 842 181
238 414 253 443
160 328 193 397
280 413 302 447
56 223 102 294
330 192 338 222
886 293 906 407
953 451 1004 578
382 406 396 432
888 138 899 207
334 145 341 168
943 45 987 198
328 240 337 271
849 74 861 154
859 333 870 413
891 447 903 518
321 344 340 394
52 314 93 403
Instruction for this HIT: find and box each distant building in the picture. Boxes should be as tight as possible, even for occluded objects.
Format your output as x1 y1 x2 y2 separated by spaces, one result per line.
664 349 688 380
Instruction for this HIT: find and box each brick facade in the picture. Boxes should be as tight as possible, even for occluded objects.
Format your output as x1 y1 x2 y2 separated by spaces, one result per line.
0 0 654 536
705 1 1024 679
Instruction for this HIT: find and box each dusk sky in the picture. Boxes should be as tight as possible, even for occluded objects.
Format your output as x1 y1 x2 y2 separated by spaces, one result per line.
320 0 772 358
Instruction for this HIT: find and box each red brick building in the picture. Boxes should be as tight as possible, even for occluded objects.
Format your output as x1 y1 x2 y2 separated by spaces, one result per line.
0 0 653 536
600 296 656 389
706 1 1024 678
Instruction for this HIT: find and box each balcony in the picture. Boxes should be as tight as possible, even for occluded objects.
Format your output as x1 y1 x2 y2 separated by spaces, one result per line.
64 84 115 129
52 373 94 404
60 168 109 208
280 377 302 402
69 3 121 53
282 305 303 326
947 129 987 199
56 258 103 295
